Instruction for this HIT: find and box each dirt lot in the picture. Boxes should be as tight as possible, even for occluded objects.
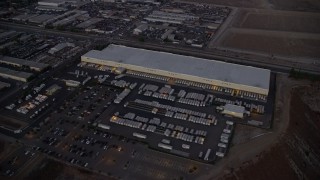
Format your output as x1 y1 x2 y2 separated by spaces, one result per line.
0 138 20 161
268 0 320 12
212 8 320 60
220 80 320 180
180 0 320 11
179 0 272 9
24 158 115 180
234 11 320 34
0 114 28 130
220 30 320 58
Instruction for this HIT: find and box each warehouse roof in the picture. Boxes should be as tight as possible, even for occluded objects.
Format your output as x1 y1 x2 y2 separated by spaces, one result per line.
0 56 49 71
83 45 270 90
0 67 33 79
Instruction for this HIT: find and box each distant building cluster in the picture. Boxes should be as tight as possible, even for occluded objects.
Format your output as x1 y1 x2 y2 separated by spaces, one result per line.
5 1 230 48
145 10 199 24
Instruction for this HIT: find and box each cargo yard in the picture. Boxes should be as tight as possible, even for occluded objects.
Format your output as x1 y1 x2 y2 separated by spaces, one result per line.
0 43 275 179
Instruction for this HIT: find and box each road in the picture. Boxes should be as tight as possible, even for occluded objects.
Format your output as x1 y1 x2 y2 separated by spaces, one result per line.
1 21 320 75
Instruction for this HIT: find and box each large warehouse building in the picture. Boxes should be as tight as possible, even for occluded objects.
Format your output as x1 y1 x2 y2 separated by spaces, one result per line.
81 45 271 96
0 56 49 72
0 67 32 82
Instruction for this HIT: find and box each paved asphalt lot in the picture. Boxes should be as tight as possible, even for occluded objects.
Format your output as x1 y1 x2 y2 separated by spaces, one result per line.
0 62 275 179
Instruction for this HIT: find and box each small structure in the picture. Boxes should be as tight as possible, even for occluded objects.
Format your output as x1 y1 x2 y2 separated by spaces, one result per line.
45 84 61 95
65 80 80 87
48 42 75 54
133 132 147 139
97 123 110 130
133 24 148 35
220 104 246 119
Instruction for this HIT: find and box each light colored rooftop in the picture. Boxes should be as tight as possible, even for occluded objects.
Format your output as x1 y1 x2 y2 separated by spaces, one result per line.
0 56 49 70
83 44 270 90
223 104 245 114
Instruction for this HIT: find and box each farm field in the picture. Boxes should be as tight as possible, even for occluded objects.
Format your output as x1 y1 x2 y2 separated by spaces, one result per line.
222 83 320 180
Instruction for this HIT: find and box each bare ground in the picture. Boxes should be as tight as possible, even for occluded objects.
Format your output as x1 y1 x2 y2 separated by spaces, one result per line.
0 138 20 161
195 74 310 180
180 0 320 11
212 8 320 61
23 158 115 180
220 80 320 180
233 11 320 34
268 0 320 12
220 29 320 58
178 0 272 9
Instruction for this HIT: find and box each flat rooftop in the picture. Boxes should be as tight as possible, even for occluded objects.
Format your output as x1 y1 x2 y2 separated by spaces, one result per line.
224 104 245 113
0 67 33 79
83 45 270 90
0 56 49 70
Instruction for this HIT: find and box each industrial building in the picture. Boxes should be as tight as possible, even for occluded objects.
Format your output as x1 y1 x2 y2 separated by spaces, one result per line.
52 10 88 27
65 80 80 87
0 56 49 72
45 10 87 26
126 0 161 4
38 0 66 7
48 42 75 54
145 11 198 24
76 18 103 28
38 0 80 7
0 67 33 82
0 56 46 70
28 14 56 24
36 5 67 12
81 45 271 96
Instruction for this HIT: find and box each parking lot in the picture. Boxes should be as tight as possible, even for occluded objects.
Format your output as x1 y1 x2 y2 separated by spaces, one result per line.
0 59 274 178
90 70 236 162
42 62 272 163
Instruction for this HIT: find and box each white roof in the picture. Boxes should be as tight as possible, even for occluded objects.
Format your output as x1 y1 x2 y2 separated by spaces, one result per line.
83 44 270 90
223 104 245 114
